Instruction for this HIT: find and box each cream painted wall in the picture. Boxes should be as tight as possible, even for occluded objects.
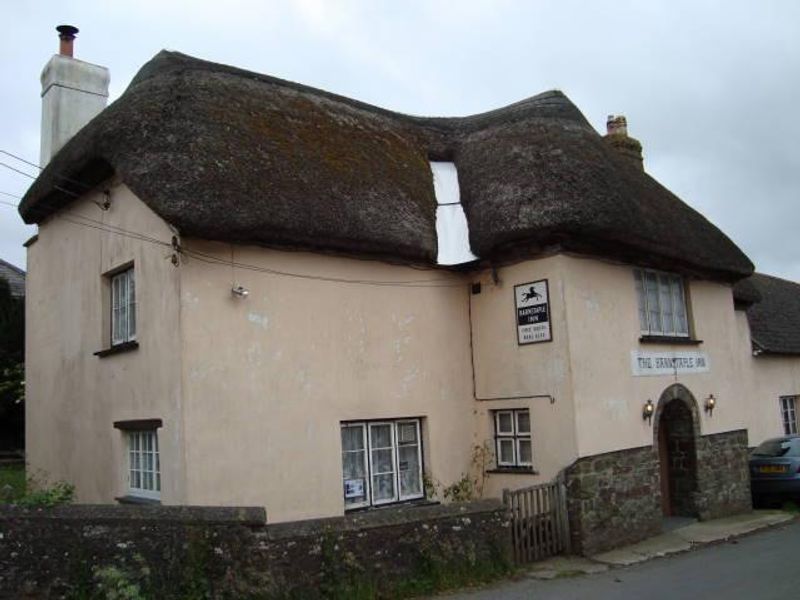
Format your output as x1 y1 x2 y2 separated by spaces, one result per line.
468 256 578 497
177 240 475 522
26 182 799 519
561 257 751 457
25 184 186 503
734 310 800 445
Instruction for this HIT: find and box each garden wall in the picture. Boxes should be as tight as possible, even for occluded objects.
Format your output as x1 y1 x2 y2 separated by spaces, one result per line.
0 500 511 598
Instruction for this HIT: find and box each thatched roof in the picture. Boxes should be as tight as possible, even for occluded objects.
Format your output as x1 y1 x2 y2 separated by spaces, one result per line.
735 273 800 355
20 51 753 279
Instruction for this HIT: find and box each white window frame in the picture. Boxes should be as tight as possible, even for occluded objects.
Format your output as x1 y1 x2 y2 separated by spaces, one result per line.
494 409 533 468
340 418 424 510
127 430 161 500
111 267 136 345
368 421 398 506
634 268 689 337
780 396 798 435
341 423 370 509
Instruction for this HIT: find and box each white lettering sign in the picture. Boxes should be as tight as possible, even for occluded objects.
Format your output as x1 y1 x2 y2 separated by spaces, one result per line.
631 351 710 376
514 280 552 345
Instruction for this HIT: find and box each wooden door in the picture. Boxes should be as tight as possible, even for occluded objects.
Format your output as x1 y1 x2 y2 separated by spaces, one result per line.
658 422 672 516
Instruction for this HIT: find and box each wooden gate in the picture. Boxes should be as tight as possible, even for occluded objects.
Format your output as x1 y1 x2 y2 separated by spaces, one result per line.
503 475 570 563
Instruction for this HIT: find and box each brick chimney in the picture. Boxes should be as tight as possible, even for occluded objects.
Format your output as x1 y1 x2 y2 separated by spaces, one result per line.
40 25 109 166
604 115 643 170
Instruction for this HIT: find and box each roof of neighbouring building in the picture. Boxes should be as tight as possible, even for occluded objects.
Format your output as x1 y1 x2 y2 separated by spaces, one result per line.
735 273 800 355
20 50 753 280
0 258 25 298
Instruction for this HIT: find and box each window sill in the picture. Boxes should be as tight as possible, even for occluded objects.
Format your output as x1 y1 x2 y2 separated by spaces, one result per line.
115 494 161 505
94 341 139 358
639 335 702 346
486 467 539 475
345 498 436 513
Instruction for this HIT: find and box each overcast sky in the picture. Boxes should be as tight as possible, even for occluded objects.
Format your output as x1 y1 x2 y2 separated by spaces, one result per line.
2 0 798 281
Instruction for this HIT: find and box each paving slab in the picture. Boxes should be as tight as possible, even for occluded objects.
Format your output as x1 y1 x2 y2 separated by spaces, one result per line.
674 509 792 544
524 555 609 579
590 531 690 566
589 510 793 567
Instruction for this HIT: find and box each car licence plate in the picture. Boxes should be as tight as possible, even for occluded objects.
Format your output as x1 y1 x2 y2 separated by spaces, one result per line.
759 465 788 473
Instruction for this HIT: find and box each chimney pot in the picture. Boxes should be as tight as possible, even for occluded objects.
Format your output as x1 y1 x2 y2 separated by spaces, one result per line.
603 114 644 170
606 114 628 137
56 25 79 57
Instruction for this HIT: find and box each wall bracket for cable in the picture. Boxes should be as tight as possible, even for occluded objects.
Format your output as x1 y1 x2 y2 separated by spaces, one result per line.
94 189 111 211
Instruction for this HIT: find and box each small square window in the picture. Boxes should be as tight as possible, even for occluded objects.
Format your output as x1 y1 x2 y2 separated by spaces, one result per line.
111 267 136 345
494 409 533 468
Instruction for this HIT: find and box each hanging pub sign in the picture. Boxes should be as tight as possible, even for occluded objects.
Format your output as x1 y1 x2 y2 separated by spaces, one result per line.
514 279 552 345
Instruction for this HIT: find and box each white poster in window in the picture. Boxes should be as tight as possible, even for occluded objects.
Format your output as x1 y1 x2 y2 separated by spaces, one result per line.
514 280 552 345
631 351 710 376
344 478 365 498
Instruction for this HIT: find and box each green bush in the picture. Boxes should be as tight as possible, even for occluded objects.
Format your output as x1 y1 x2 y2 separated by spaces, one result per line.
16 479 75 507
0 463 25 501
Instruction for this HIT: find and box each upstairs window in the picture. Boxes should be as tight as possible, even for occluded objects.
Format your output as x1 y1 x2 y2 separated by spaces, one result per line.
781 396 798 435
341 419 424 509
494 409 533 468
111 268 136 345
634 269 689 337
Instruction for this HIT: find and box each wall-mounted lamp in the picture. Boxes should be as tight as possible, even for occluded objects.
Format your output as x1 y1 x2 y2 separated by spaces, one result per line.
705 394 716 416
231 285 249 298
643 399 654 424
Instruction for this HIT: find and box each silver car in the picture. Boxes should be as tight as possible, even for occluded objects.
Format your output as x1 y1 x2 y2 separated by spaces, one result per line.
750 435 800 504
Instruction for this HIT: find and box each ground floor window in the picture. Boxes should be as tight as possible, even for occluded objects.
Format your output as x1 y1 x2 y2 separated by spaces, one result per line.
780 396 798 435
341 419 423 509
494 409 532 468
127 430 161 500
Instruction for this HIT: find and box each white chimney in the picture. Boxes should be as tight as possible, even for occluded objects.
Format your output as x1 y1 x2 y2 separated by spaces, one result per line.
40 25 109 166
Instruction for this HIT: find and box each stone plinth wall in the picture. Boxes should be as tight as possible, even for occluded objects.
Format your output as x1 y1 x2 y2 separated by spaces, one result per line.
0 501 511 598
694 429 752 519
565 429 752 556
564 445 661 556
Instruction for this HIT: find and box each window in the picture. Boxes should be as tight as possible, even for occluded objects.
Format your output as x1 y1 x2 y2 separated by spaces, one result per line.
340 419 423 509
127 430 160 500
111 267 136 345
634 269 689 337
780 396 798 435
494 409 532 468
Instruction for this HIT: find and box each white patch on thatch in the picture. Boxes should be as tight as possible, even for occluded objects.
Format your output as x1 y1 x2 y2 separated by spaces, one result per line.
431 161 478 265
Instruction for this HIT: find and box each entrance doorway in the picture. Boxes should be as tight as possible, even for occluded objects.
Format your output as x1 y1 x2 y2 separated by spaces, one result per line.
656 395 699 517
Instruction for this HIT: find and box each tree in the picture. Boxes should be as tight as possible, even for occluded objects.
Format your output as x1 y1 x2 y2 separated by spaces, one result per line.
0 278 24 451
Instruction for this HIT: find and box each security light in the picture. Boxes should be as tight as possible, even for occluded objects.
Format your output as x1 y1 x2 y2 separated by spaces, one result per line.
231 285 249 298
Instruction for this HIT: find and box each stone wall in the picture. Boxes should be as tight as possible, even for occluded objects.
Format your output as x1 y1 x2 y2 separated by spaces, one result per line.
564 445 662 556
694 429 752 519
0 501 511 599
565 429 752 556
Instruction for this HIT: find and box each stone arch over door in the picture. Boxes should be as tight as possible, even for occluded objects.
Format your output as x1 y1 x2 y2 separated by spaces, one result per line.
653 384 701 517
